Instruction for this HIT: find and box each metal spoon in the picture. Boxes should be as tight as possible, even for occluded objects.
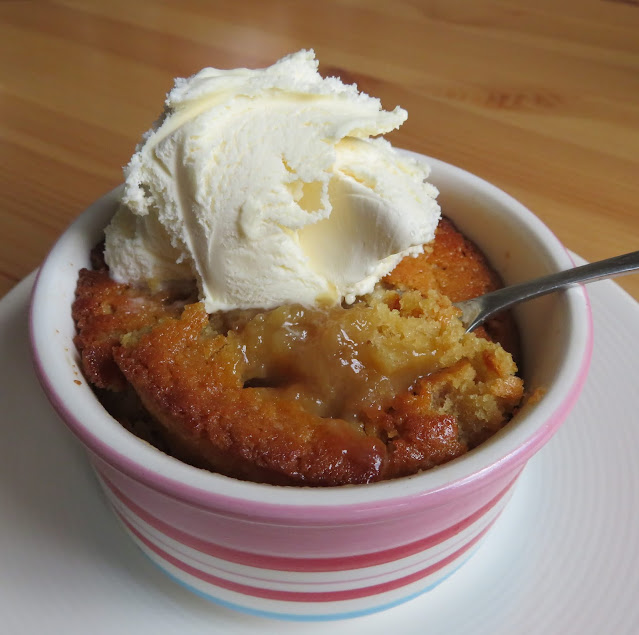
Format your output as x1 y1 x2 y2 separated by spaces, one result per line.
455 250 639 332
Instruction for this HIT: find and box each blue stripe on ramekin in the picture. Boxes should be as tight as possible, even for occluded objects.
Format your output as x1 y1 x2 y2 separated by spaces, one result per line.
148 548 477 621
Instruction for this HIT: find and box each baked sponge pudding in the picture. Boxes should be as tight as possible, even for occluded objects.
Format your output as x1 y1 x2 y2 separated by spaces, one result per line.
73 218 524 486
72 52 525 486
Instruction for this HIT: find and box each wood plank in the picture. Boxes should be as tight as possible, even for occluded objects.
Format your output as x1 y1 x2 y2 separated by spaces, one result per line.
0 0 637 300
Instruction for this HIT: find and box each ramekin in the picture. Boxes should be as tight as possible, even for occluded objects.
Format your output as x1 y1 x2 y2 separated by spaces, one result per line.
29 153 592 620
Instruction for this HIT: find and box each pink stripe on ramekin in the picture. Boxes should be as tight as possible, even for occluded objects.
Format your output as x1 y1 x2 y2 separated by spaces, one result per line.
99 470 518 572
120 512 497 603
113 488 507 590
109 481 507 589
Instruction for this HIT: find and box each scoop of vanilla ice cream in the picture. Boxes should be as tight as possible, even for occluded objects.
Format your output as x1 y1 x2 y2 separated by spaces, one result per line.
104 50 440 312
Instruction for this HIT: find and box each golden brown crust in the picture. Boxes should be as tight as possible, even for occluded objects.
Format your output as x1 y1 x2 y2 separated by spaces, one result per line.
385 218 501 301
113 304 388 485
72 269 182 390
109 292 521 485
72 218 524 486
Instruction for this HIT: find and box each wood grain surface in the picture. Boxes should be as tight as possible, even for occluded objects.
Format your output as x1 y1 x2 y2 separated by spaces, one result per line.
1 0 638 300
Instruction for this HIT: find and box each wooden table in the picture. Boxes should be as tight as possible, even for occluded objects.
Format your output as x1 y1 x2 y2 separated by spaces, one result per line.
1 0 638 300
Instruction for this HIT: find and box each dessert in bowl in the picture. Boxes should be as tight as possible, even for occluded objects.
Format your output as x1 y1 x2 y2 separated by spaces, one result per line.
29 52 591 619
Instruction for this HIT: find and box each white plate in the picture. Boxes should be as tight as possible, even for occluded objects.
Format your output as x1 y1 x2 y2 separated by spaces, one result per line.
1 264 638 635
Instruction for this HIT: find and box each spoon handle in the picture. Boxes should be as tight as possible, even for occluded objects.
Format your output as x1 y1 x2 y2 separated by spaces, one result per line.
457 250 639 332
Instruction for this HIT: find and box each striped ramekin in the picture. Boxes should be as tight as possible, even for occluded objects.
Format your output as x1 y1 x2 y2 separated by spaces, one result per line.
92 457 520 619
30 155 592 620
